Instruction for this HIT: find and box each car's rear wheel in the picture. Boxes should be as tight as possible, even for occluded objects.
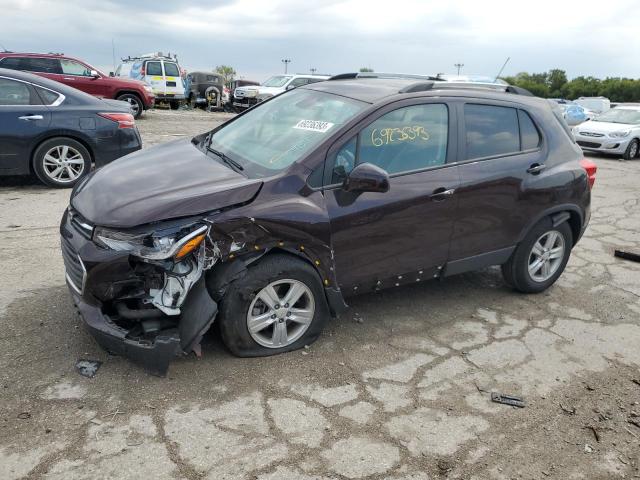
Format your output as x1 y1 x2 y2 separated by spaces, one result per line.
217 254 330 357
169 100 180 110
33 138 91 188
623 139 639 160
116 93 143 119
502 218 573 293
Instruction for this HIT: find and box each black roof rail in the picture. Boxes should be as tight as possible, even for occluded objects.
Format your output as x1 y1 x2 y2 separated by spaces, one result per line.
328 72 534 96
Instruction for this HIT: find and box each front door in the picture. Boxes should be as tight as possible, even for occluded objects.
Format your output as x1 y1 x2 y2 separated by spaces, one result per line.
58 58 109 97
324 102 460 291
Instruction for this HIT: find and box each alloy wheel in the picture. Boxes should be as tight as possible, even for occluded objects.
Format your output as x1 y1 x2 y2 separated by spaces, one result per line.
246 279 315 348
42 145 85 183
122 96 140 116
528 230 565 282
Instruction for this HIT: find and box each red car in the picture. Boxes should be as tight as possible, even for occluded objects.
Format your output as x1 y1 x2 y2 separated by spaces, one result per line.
0 52 154 118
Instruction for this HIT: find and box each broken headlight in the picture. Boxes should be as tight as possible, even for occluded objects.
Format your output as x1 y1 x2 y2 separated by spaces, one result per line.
94 223 208 261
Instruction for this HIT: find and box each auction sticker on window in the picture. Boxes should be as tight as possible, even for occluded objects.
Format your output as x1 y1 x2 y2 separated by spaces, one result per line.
294 120 335 133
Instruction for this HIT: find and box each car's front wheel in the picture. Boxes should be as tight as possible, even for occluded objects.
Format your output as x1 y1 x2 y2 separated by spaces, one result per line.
116 93 143 119
32 137 92 188
217 254 330 357
623 139 639 160
502 218 573 293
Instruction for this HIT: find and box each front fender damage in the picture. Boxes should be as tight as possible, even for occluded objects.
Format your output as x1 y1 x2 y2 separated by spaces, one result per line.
95 210 345 376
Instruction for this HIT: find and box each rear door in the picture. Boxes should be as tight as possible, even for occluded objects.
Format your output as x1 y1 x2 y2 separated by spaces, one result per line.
448 101 546 267
324 100 460 290
162 61 184 96
0 76 51 173
144 61 165 96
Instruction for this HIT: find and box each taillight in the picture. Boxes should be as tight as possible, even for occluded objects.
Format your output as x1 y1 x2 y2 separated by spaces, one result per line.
98 112 135 129
580 158 597 189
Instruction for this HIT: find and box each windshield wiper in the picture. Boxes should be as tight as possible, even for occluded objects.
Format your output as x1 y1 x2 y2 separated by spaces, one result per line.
206 146 244 172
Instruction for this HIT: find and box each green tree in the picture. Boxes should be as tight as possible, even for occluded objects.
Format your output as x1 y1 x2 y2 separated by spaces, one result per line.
359 67 374 72
547 69 568 97
215 65 236 87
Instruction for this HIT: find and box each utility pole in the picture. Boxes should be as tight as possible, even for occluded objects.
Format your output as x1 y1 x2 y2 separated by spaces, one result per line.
454 63 464 75
310 67 317 74
111 38 116 74
282 58 291 74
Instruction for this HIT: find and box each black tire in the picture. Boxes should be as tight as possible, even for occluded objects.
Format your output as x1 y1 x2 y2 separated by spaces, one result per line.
217 254 330 357
32 137 91 188
169 100 181 110
623 139 639 160
501 218 573 293
116 93 143 119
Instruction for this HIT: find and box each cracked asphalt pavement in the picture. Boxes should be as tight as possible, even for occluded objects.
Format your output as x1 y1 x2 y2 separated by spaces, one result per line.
1 109 640 479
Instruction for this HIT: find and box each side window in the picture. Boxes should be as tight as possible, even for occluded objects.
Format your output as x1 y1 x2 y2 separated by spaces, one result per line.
518 110 541 150
60 59 92 76
330 136 358 184
0 57 23 70
21 57 62 74
464 104 519 159
0 78 36 105
146 61 162 76
359 104 448 175
289 78 308 88
34 86 62 105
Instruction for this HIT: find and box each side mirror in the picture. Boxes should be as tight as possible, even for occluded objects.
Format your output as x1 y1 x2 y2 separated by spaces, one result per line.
343 163 390 193
90 70 100 78
109 71 115 77
286 84 296 90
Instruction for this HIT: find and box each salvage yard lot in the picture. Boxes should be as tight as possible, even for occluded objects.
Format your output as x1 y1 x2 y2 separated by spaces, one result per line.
1 109 640 479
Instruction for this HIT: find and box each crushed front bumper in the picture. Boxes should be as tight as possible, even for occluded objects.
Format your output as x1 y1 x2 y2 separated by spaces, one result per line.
69 287 182 376
60 209 218 376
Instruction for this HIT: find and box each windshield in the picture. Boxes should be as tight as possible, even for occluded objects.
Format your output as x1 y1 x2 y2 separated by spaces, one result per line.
593 109 640 124
262 75 291 87
208 89 367 178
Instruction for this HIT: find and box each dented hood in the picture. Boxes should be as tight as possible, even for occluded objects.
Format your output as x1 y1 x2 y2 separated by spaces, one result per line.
72 138 262 228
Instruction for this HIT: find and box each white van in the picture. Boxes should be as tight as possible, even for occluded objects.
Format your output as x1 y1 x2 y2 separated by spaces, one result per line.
115 53 186 109
574 97 610 115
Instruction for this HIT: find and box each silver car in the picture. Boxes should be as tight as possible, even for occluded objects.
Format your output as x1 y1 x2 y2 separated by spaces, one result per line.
573 107 640 159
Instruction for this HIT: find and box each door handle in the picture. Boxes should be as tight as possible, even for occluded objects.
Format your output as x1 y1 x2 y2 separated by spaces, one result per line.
430 187 456 201
18 115 44 121
527 163 546 175
63 77 76 81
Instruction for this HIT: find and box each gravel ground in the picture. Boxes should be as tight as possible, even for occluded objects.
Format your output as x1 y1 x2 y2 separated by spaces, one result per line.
1 108 640 479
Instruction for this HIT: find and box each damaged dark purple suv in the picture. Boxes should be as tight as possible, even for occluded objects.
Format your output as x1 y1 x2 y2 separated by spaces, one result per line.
60 73 596 375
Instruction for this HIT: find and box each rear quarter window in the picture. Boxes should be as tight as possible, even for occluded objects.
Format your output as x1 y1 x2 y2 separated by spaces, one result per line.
518 110 541 150
0 57 23 70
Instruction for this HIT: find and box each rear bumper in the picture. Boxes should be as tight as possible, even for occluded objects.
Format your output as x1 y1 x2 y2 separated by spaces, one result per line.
94 127 142 167
155 94 186 101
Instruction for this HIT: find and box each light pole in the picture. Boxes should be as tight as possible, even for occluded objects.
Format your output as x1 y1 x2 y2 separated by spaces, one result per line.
282 59 291 74
454 63 464 76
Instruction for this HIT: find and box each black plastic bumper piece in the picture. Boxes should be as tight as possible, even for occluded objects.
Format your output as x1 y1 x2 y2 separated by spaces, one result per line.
69 287 180 377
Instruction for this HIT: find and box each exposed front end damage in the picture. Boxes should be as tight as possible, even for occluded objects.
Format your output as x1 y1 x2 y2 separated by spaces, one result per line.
61 209 221 376
61 192 346 376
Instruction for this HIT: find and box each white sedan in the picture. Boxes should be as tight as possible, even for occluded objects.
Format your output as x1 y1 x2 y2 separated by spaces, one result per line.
573 107 640 159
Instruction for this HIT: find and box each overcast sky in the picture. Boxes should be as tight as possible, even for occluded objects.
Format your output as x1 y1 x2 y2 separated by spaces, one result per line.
3 0 640 82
